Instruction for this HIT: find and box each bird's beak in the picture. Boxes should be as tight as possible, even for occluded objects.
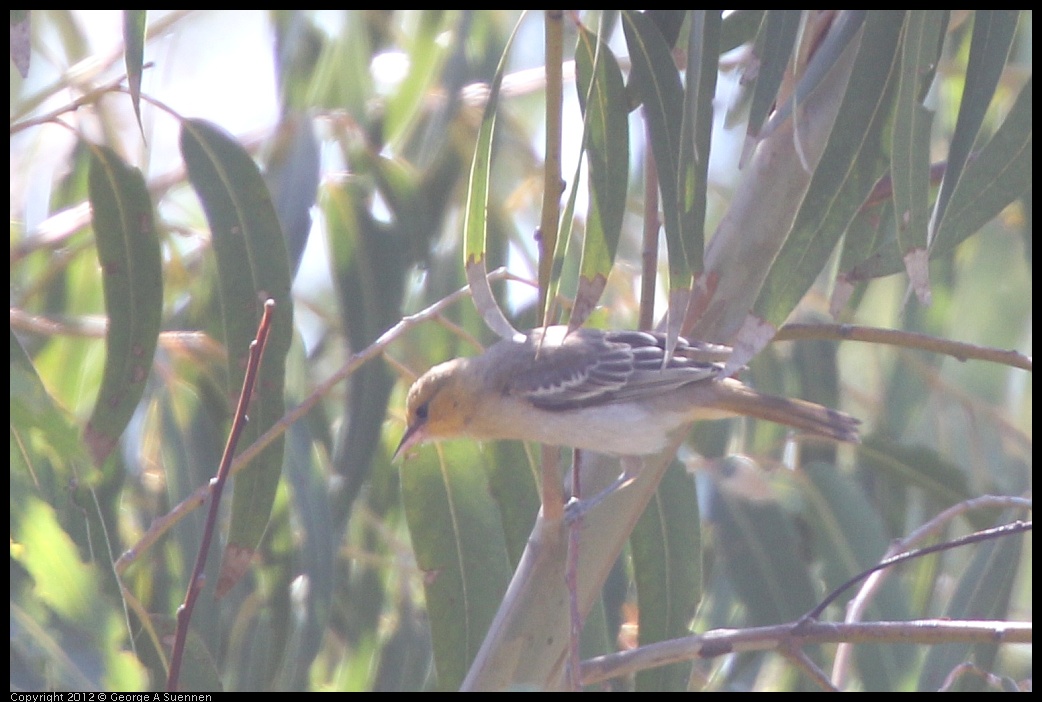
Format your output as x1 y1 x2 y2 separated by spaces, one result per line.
393 421 424 461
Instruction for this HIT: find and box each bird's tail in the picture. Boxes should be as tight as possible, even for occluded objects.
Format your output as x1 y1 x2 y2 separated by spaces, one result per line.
708 378 860 443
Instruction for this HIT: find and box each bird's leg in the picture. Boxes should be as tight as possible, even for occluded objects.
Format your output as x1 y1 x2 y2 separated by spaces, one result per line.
564 456 642 524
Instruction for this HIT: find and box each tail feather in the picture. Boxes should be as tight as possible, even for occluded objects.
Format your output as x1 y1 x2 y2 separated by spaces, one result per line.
710 378 860 443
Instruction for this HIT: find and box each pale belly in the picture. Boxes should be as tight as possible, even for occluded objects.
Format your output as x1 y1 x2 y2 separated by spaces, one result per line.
467 400 688 457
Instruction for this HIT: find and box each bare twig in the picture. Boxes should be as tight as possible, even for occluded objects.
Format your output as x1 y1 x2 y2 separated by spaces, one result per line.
779 645 839 692
580 619 1032 687
801 519 1032 624
776 323 1033 372
566 448 583 691
833 495 1032 684
167 299 275 691
538 9 564 322
577 509 1032 688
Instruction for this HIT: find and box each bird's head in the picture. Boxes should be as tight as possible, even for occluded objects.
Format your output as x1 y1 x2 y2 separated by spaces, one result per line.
394 358 476 459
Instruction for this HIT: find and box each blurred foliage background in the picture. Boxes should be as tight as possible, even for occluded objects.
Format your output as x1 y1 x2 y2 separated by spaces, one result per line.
10 10 1031 691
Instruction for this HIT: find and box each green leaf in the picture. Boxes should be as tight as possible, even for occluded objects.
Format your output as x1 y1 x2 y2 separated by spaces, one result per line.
11 498 148 691
13 498 102 626
84 145 162 466
322 165 407 521
463 12 526 342
929 11 1020 242
180 118 294 591
746 10 802 143
846 77 1032 282
384 10 454 147
622 10 689 290
645 9 686 50
858 438 975 511
264 114 320 276
891 11 948 303
759 11 867 140
487 441 540 567
122 10 147 138
10 600 97 691
754 11 905 328
710 470 818 625
546 135 584 324
802 463 914 691
572 22 629 329
678 10 719 278
281 420 337 689
720 9 765 54
933 76 1032 252
631 461 701 691
919 510 1027 691
891 11 947 254
11 329 86 505
400 442 513 690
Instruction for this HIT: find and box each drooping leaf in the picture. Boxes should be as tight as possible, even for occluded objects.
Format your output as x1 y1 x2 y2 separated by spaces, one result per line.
928 11 1020 243
383 10 455 148
731 12 905 371
463 12 526 342
891 10 947 293
571 22 628 330
709 471 818 625
400 442 513 690
622 9 689 294
645 9 686 51
622 9 692 351
631 461 701 691
745 10 802 145
802 463 915 691
758 10 868 140
669 9 720 349
84 145 162 466
720 9 765 53
919 510 1027 691
180 118 294 595
932 75 1032 252
263 113 320 276
322 157 408 522
845 77 1032 282
122 10 147 138
681 10 720 273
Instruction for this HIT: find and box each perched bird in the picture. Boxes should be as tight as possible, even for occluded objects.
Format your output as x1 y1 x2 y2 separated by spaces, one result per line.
396 326 859 461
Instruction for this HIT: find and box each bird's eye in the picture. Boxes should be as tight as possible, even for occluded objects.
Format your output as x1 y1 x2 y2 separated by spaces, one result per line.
415 402 429 421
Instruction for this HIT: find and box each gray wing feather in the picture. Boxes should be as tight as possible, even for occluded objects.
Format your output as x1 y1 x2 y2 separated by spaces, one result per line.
516 328 724 410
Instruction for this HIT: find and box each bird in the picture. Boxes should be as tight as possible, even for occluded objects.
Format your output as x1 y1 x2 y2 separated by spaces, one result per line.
395 325 859 463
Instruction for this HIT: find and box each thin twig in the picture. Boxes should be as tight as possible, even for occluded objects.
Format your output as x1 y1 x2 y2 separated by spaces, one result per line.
578 514 1032 687
12 69 148 136
167 299 275 691
11 10 194 125
779 645 839 692
833 495 1032 684
580 619 1032 686
566 448 583 691
801 519 1032 623
776 322 1032 371
538 9 564 323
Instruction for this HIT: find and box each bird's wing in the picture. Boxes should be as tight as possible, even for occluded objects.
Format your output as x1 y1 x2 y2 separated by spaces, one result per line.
510 329 723 410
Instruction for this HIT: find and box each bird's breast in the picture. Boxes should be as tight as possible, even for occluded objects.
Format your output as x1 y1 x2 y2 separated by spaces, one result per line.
467 397 685 456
